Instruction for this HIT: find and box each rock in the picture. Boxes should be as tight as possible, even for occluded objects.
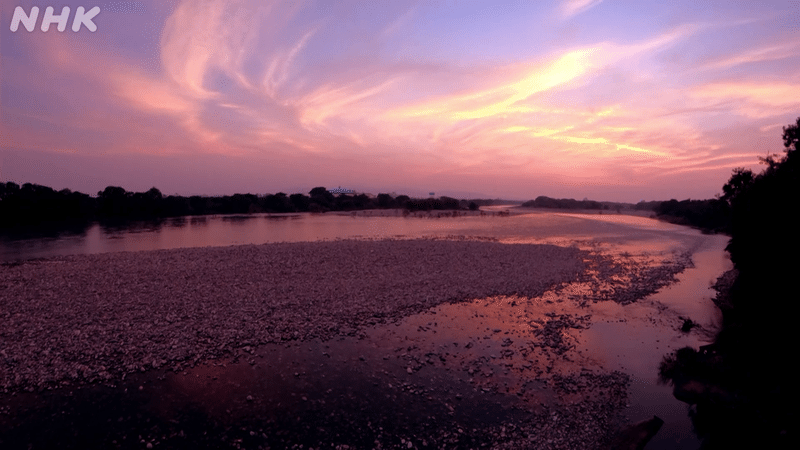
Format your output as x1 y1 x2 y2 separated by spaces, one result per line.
604 416 664 450
0 240 585 392
673 380 707 404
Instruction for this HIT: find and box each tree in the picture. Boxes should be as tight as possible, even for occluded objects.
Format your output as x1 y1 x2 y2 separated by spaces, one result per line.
721 167 754 205
0 182 21 199
722 116 800 304
377 193 394 208
658 116 800 450
145 187 163 201
97 186 129 217
309 186 334 210
289 193 310 211
782 116 800 152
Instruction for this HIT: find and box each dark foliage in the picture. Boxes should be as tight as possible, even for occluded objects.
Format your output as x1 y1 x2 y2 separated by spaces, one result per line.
521 196 606 210
1 182 95 227
654 198 731 232
394 195 411 208
1 184 476 230
634 200 662 211
404 196 460 211
658 117 800 449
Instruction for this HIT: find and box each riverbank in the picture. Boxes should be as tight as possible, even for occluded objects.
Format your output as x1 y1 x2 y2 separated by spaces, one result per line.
1 239 586 392
1 231 702 449
657 266 798 449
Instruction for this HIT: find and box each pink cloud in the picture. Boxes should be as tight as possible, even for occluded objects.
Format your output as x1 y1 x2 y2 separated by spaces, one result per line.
2 0 798 202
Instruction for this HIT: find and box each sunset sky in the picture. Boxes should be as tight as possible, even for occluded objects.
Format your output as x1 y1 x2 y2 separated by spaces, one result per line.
1 0 799 202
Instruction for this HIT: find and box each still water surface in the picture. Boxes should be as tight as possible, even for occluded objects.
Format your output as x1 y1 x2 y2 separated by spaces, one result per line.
1 209 698 262
1 213 476 262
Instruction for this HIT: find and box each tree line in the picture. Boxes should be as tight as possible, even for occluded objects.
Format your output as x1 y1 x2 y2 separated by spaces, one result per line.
658 117 800 448
517 195 738 234
0 184 512 228
650 198 731 232
521 195 607 210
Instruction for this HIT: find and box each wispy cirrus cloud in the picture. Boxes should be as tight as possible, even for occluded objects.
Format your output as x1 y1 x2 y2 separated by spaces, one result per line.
2 0 796 200
697 42 800 71
561 0 604 19
691 81 800 117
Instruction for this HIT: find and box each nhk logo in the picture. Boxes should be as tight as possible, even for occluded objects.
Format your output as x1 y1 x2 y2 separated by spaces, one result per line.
9 6 101 32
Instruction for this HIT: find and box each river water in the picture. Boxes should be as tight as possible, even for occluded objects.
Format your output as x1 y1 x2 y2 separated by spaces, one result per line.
0 209 730 448
0 212 478 262
0 208 694 262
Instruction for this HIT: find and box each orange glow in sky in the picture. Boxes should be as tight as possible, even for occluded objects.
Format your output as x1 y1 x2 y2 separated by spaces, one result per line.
1 0 799 201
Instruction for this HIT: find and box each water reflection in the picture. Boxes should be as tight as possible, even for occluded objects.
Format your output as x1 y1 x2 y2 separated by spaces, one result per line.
0 223 92 262
1 212 479 262
0 211 714 264
0 293 623 449
0 221 92 240
0 211 734 448
220 214 255 223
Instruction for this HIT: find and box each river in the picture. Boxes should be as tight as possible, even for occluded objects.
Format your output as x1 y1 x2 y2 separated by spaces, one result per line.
0 209 730 449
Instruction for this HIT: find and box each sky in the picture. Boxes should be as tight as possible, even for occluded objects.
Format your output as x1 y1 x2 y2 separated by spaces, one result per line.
1 0 799 202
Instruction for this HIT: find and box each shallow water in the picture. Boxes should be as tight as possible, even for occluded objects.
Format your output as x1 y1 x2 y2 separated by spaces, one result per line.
575 234 731 449
1 209 691 262
1 212 464 261
0 211 730 448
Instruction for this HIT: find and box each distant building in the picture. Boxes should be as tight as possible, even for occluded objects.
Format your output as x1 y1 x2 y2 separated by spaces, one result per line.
328 186 355 195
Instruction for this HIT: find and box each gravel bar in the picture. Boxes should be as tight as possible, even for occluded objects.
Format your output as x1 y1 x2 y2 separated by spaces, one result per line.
0 239 585 391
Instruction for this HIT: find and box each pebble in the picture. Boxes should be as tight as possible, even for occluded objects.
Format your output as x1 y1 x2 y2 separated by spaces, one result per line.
0 235 690 449
1 240 586 391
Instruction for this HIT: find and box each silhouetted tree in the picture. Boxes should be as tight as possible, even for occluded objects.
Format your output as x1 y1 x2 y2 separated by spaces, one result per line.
353 194 372 209
721 168 754 205
262 193 292 212
521 196 605 210
188 195 209 215
654 198 730 232
97 186 130 217
334 194 355 210
377 193 394 208
289 193 310 211
309 187 334 211
394 195 410 209
659 116 800 450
